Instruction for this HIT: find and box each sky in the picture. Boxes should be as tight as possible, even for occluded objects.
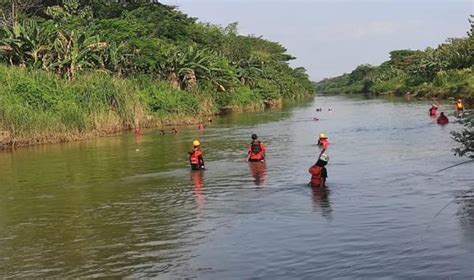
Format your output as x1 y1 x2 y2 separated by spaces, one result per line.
160 0 473 81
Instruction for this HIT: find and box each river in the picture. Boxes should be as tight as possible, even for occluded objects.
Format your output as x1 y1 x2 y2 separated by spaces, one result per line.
0 95 473 279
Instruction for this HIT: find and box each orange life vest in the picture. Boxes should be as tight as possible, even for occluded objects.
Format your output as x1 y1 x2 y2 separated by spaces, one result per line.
249 141 264 161
456 101 464 111
309 165 323 187
437 115 449 125
190 149 202 165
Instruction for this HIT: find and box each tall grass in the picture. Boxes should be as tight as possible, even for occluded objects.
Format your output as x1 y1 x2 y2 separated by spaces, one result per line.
0 65 313 148
0 65 142 147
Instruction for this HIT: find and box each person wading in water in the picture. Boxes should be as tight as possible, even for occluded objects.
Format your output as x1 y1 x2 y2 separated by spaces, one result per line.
189 140 206 170
247 134 266 162
308 153 329 188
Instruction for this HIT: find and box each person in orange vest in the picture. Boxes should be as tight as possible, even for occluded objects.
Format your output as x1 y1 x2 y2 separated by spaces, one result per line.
189 140 206 170
198 122 205 131
455 99 464 112
318 133 329 148
437 112 449 125
309 153 329 188
429 104 438 117
248 134 266 162
134 127 142 136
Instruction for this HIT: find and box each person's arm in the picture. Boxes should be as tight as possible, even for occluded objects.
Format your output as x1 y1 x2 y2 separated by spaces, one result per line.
198 155 205 168
321 167 328 187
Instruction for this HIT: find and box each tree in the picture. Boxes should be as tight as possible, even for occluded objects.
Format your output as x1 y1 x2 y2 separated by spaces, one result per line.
0 20 52 68
50 30 106 80
0 0 43 27
452 112 474 159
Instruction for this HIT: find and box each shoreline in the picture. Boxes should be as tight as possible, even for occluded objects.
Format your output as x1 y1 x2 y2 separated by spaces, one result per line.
0 99 291 150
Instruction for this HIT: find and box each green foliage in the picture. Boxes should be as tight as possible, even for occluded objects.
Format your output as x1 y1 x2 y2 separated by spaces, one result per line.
0 1 314 146
452 111 474 159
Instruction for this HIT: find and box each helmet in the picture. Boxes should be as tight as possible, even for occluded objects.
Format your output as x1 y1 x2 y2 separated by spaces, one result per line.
432 104 438 108
251 134 258 140
457 99 462 102
320 153 329 162
192 140 201 147
319 133 328 139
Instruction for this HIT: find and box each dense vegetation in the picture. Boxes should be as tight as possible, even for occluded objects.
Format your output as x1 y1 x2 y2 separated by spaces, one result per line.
315 16 474 102
452 111 474 159
0 0 314 147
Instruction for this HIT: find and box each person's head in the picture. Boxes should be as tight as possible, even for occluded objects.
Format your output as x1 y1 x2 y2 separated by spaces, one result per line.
440 112 445 116
251 134 258 140
431 104 437 108
192 140 201 148
457 99 462 102
319 133 328 139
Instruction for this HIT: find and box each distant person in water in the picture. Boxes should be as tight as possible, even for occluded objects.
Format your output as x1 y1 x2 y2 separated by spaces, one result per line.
429 104 438 117
207 117 213 123
455 98 464 112
198 122 205 131
171 128 178 134
318 133 329 148
159 129 165 135
189 140 205 170
248 134 266 162
437 112 449 125
313 117 319 121
309 153 329 188
134 127 142 136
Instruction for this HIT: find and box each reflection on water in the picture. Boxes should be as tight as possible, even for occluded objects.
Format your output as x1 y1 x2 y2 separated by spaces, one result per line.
0 95 473 278
191 170 206 210
248 162 267 187
311 186 332 219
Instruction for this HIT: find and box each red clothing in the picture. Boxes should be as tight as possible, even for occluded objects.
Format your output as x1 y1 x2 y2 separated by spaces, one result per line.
309 165 327 187
248 141 265 161
318 138 329 148
437 115 449 125
429 107 437 116
189 148 205 169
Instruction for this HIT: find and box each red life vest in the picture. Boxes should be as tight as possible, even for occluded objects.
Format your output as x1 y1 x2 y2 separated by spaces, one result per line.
249 141 264 161
437 116 449 125
429 107 437 116
190 149 202 165
309 165 323 187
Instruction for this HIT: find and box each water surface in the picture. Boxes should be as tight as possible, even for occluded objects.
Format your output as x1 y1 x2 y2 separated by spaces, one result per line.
0 96 473 279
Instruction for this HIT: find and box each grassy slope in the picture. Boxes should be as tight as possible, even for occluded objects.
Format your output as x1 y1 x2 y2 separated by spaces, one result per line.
0 65 311 148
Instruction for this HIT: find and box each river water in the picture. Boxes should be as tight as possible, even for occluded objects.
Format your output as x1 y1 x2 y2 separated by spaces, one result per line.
0 96 473 279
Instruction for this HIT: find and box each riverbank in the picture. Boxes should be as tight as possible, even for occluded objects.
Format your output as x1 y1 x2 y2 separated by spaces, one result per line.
0 65 310 149
0 2 315 149
315 17 473 103
316 68 474 104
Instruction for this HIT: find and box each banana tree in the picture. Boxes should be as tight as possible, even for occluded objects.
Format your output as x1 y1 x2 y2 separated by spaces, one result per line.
49 30 106 80
0 20 52 68
157 45 214 91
